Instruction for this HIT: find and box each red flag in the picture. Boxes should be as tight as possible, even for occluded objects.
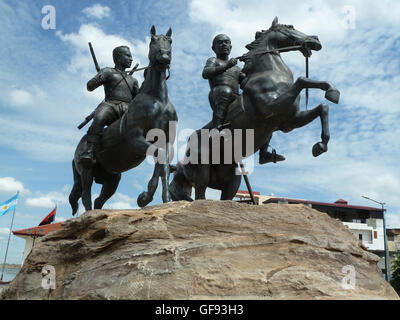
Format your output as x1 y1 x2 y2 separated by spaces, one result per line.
39 206 57 226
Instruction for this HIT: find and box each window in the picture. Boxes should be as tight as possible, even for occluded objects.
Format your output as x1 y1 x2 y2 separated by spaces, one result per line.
359 234 363 240
374 231 378 239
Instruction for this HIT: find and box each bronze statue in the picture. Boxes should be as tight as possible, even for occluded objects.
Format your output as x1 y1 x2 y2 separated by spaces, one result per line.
169 17 340 201
80 46 140 165
69 26 176 214
202 34 284 165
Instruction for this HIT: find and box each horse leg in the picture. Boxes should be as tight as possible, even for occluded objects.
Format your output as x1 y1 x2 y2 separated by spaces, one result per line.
194 164 210 200
298 77 340 104
69 160 82 216
260 77 339 118
280 103 330 157
126 128 164 207
94 173 121 209
80 166 94 211
137 163 162 207
220 174 241 200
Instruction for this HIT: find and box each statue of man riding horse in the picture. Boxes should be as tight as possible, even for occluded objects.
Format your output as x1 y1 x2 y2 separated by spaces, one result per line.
202 33 285 165
169 17 340 202
69 26 176 214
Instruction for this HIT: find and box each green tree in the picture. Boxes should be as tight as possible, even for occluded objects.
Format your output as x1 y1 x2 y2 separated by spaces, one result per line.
390 254 400 294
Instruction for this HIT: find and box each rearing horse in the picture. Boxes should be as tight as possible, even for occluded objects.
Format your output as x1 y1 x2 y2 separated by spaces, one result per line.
69 26 177 214
169 17 340 201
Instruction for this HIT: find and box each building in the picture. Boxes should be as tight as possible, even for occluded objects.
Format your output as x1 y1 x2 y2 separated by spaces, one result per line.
234 191 389 275
13 223 62 264
235 190 273 204
387 228 400 264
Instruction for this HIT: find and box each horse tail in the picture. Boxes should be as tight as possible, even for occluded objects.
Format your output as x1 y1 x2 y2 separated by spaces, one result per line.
169 162 193 202
69 160 82 216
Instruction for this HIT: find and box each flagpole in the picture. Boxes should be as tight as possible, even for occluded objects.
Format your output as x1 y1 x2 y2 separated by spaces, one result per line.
1 191 18 281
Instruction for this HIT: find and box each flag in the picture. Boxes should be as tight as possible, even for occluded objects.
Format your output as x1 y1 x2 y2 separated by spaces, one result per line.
0 194 18 217
39 206 57 226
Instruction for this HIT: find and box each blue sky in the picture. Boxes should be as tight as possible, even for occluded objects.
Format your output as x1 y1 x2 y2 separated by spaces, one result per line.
0 0 399 264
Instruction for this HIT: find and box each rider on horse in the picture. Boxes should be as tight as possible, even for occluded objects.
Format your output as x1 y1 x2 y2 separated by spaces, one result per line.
80 45 140 165
202 34 284 164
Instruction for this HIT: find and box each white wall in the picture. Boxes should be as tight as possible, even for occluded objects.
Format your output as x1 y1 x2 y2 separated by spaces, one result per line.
17 236 34 265
343 219 384 251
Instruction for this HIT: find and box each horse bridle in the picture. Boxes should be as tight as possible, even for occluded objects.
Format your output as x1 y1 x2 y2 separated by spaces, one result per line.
273 26 310 108
236 26 310 108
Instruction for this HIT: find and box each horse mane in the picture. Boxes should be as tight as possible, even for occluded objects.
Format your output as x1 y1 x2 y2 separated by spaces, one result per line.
245 24 294 51
245 30 269 51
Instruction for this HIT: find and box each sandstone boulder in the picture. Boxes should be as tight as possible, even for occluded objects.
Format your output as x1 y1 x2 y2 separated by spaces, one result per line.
1 200 398 300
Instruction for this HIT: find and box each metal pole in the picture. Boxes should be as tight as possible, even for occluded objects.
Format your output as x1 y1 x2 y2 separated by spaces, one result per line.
382 203 391 281
238 161 256 205
305 57 309 109
0 192 18 281
362 196 391 281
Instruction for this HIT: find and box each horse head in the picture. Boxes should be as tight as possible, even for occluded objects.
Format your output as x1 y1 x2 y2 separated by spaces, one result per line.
148 25 172 72
242 17 321 73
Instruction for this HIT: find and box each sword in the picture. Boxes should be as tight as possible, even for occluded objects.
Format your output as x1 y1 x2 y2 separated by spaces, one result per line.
77 109 96 130
88 42 100 73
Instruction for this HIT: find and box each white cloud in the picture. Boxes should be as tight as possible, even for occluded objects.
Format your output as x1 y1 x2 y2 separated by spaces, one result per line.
0 115 79 162
56 24 148 83
55 216 66 223
0 228 10 234
82 4 111 19
387 213 400 229
26 192 68 208
0 177 26 194
103 193 137 209
9 85 46 107
9 89 32 106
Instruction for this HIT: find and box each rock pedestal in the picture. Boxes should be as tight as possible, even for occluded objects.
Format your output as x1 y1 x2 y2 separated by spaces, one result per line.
1 200 398 300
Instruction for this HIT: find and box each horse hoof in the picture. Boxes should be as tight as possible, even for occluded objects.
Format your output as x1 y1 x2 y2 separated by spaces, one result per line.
325 88 340 104
312 142 328 157
138 192 153 207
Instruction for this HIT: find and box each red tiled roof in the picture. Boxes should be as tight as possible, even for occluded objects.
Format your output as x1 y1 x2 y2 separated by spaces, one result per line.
236 190 261 196
264 197 384 212
13 222 62 237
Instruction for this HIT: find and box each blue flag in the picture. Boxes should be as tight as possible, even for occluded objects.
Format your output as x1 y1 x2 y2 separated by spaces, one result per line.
0 194 18 216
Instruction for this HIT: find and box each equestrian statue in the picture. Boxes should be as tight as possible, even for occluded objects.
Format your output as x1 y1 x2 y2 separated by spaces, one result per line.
69 26 176 214
169 17 340 201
